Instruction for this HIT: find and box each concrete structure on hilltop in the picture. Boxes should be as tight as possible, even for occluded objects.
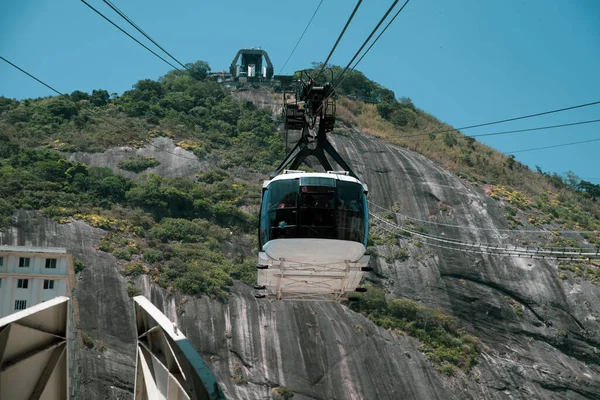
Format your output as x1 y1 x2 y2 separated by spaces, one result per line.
0 245 73 318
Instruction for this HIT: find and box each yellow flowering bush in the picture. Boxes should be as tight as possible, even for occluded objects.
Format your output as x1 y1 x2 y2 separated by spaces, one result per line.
73 213 130 231
489 185 531 209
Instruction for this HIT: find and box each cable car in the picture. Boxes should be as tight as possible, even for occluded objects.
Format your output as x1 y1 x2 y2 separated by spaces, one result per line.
259 171 369 264
255 71 371 300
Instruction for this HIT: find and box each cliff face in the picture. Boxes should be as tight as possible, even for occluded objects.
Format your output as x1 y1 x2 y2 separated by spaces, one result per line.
66 136 212 180
141 280 456 399
0 211 136 399
3 128 599 399
332 132 600 398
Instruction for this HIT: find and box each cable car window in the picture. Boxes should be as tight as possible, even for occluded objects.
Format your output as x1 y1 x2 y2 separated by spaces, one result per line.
300 186 335 209
260 177 368 246
299 176 336 188
261 179 299 243
335 181 366 244
267 179 298 210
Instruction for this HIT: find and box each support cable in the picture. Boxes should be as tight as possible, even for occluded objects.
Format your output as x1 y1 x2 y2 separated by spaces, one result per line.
418 100 600 137
279 0 325 75
315 0 363 80
368 201 600 234
310 0 405 119
80 0 181 71
332 0 400 89
0 56 200 161
370 213 600 257
372 212 599 253
389 118 600 141
103 0 188 70
374 221 594 262
335 0 411 88
313 0 409 118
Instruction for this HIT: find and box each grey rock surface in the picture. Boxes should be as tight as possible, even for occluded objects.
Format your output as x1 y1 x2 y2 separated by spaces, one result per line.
66 136 213 180
332 131 600 399
0 211 136 399
232 87 283 116
139 279 460 400
3 123 599 399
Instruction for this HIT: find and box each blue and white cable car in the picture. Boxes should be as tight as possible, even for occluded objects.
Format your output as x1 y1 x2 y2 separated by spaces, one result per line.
259 171 368 264
255 72 371 300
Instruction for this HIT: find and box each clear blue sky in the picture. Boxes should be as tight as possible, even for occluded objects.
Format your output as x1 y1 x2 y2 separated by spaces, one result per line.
0 0 598 182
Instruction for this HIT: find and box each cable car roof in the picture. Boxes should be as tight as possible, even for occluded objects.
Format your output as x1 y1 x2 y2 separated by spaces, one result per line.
264 170 368 192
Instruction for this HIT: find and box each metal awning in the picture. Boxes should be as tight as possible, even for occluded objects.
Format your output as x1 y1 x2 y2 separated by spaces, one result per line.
0 296 69 400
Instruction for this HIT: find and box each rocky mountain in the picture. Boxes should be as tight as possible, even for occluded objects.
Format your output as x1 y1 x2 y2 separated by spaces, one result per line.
1 67 599 399
2 126 598 399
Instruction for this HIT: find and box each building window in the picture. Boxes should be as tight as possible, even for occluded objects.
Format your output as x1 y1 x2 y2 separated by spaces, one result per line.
0 278 2 288
19 257 30 267
17 278 29 289
0 257 3 266
43 279 55 290
14 300 27 310
45 258 57 269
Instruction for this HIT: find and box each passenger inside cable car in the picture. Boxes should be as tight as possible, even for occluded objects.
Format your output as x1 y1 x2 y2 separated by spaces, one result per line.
259 175 368 248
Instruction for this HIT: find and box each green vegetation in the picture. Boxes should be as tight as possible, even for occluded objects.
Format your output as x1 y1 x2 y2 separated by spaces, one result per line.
82 331 94 349
273 386 294 399
504 296 524 318
126 282 140 298
118 156 160 172
74 258 86 274
559 263 600 286
0 61 283 175
369 226 412 261
81 330 107 351
348 287 480 373
300 63 395 103
385 247 410 263
232 362 248 385
0 61 283 301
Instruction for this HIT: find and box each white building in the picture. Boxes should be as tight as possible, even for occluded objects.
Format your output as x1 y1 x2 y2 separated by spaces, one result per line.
0 245 73 318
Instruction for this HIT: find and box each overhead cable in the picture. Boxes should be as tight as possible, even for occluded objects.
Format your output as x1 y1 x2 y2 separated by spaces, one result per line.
370 213 600 257
1 57 200 161
0 56 64 96
420 100 600 136
375 222 593 262
80 0 181 71
333 0 401 89
368 201 600 234
279 0 325 74
392 118 600 141
314 0 406 117
103 0 188 70
315 0 363 80
507 137 600 154
344 0 411 77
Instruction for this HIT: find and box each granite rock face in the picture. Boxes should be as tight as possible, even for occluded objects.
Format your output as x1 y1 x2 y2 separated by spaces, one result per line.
0 211 136 399
67 136 212 180
3 127 599 399
332 131 600 399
